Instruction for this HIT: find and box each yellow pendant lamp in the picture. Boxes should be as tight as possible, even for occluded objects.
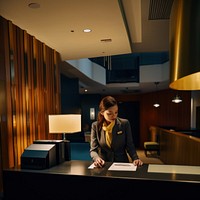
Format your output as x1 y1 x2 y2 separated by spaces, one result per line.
169 0 200 90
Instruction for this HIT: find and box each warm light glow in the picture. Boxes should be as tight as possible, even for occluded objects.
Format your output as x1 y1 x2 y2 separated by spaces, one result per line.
90 108 95 120
83 28 92 33
48 114 81 134
153 103 160 108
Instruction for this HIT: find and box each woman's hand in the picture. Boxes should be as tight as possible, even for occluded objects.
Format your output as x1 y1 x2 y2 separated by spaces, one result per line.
133 159 143 166
94 157 105 168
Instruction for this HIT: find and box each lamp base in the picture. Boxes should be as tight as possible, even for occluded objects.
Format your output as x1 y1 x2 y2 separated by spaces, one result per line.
64 140 71 161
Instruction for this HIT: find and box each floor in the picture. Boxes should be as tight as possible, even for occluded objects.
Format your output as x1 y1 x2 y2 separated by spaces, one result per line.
136 149 163 164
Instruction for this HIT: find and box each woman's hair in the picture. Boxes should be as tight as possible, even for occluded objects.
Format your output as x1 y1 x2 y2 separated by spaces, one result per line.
97 96 117 131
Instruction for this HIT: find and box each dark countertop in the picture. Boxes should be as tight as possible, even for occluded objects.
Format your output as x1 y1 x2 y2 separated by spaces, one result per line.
5 160 200 183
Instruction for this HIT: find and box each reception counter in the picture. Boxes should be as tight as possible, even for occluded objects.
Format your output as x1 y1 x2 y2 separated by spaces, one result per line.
3 160 200 199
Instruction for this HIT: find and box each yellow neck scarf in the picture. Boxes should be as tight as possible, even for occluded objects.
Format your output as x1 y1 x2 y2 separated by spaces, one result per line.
103 121 115 148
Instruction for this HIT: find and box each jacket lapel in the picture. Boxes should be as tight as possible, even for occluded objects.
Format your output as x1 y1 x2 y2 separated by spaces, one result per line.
111 118 122 147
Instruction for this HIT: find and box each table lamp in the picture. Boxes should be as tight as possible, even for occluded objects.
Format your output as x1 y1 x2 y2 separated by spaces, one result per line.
48 114 81 140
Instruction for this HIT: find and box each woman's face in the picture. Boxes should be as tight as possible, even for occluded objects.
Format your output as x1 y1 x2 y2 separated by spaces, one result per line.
101 105 118 123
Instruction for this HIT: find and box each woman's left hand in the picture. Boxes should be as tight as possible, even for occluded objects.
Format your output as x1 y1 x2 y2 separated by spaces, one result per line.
133 159 143 166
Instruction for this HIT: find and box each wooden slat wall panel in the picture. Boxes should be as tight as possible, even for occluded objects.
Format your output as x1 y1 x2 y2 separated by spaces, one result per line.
8 21 16 167
0 15 61 178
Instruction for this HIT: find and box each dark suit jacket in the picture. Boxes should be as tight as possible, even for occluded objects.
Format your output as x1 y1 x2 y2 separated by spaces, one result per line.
90 117 139 162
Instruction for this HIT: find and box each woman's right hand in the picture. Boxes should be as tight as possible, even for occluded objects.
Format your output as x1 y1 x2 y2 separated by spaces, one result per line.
94 157 105 168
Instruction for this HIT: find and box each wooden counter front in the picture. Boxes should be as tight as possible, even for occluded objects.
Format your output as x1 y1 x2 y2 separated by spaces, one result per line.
154 127 200 165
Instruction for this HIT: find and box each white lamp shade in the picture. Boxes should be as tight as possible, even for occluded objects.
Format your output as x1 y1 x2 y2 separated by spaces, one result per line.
49 114 81 134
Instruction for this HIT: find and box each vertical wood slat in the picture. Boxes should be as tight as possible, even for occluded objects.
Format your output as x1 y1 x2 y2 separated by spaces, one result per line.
0 16 12 169
16 25 24 165
23 30 29 147
25 32 35 144
7 20 15 167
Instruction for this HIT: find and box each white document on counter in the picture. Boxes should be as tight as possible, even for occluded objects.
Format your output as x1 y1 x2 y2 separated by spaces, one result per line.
108 162 137 171
88 163 96 169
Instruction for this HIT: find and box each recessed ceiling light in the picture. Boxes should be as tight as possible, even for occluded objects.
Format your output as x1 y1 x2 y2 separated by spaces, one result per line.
83 29 92 33
28 3 40 9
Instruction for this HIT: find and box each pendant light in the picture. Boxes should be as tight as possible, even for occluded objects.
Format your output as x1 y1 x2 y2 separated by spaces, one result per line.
169 0 200 90
153 82 160 108
172 94 182 103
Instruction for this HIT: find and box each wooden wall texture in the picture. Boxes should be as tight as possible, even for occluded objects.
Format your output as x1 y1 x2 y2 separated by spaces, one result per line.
0 16 61 192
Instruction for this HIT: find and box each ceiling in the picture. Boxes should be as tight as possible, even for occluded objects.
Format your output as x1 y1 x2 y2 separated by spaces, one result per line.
0 0 174 94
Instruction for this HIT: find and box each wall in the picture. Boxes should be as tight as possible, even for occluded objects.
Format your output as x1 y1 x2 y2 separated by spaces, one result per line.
112 89 191 148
